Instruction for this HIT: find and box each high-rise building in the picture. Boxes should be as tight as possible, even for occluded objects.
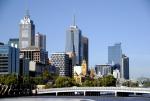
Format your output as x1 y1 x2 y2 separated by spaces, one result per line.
95 64 112 77
82 36 88 69
19 10 35 49
108 43 122 78
0 44 19 74
8 38 19 48
108 43 122 65
35 32 46 51
65 17 82 65
121 54 129 79
51 52 70 76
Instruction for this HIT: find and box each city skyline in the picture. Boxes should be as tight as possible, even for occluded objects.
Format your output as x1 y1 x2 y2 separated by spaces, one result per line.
0 0 150 78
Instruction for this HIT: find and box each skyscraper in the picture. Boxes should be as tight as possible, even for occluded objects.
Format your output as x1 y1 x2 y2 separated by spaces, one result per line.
8 38 19 48
65 17 82 65
108 43 122 66
35 32 46 51
122 54 129 79
108 43 122 78
19 10 35 49
82 36 88 69
0 44 19 74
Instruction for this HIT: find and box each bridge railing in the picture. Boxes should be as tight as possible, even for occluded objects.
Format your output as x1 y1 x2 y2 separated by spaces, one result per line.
37 87 150 93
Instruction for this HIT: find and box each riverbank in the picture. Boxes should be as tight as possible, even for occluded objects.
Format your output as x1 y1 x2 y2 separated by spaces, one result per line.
0 96 150 101
0 84 33 98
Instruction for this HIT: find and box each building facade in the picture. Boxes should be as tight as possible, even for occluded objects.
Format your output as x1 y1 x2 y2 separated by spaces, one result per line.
19 10 35 49
73 66 82 84
108 43 122 78
0 45 19 74
35 32 46 51
20 47 48 64
51 52 70 76
95 64 112 77
82 36 88 70
65 24 82 65
8 38 19 48
121 54 129 79
108 43 122 65
19 58 30 76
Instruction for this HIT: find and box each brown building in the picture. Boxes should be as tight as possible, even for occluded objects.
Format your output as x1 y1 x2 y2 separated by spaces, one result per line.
20 46 48 64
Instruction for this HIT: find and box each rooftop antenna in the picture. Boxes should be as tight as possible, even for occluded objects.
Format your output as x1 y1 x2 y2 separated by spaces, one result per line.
25 0 30 18
73 14 76 26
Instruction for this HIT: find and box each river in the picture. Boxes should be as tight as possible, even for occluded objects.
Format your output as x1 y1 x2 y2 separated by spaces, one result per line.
0 96 150 101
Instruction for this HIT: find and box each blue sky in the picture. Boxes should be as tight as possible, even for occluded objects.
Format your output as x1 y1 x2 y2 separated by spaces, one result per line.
0 0 150 78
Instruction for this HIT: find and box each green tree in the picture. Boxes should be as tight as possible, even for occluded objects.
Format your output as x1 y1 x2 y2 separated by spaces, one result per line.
0 74 17 85
54 76 76 88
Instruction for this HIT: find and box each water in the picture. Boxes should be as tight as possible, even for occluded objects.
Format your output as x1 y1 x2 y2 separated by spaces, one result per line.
0 96 150 101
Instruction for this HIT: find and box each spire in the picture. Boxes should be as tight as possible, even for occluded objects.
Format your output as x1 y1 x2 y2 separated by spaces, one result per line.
25 9 30 18
73 14 76 26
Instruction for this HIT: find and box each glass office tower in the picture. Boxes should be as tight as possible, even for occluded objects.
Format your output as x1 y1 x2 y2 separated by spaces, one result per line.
0 45 19 74
108 43 122 66
65 25 82 65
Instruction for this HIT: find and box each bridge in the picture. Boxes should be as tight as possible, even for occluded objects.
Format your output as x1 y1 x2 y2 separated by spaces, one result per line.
36 87 150 96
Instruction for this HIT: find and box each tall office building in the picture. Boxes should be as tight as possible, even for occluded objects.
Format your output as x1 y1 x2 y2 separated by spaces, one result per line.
121 54 129 79
35 32 46 51
8 38 19 48
0 44 19 74
108 43 122 66
19 10 35 49
51 52 70 76
82 36 88 69
65 17 82 65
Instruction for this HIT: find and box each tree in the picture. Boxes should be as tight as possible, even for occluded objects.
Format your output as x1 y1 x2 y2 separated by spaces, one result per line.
122 81 139 87
54 76 76 88
0 74 17 85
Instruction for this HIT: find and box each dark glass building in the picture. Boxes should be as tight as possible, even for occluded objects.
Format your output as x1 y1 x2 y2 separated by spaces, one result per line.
0 44 19 74
122 54 129 79
8 38 19 48
82 36 88 69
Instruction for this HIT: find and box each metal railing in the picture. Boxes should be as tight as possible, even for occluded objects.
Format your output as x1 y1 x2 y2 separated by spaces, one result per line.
37 87 150 94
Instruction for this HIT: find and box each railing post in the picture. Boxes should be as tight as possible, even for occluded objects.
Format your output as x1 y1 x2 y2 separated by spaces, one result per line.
56 92 58 96
115 91 117 97
84 91 86 96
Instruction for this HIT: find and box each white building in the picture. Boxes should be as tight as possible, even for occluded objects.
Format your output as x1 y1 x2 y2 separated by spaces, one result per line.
113 69 120 79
